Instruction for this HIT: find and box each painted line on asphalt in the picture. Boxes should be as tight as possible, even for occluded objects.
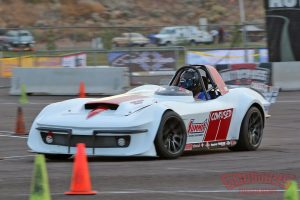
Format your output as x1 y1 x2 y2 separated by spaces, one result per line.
0 133 28 139
15 188 300 197
79 189 295 194
0 130 15 134
167 167 225 173
0 102 51 105
276 100 300 103
14 189 298 197
0 155 35 160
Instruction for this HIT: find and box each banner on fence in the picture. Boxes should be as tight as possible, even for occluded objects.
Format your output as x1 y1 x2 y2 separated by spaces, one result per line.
215 63 272 86
35 56 61 67
62 53 86 68
265 0 300 61
0 56 34 77
215 62 278 104
187 50 254 65
108 51 176 72
0 57 17 77
0 52 86 77
187 49 269 65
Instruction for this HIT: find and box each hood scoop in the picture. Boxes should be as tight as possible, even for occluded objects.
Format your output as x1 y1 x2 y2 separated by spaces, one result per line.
85 102 119 110
84 94 147 111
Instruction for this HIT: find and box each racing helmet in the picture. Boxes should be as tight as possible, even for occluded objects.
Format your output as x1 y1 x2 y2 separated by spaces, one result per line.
178 69 202 95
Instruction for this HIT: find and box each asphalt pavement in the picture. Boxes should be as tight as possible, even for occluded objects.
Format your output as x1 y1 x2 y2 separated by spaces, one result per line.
0 77 300 200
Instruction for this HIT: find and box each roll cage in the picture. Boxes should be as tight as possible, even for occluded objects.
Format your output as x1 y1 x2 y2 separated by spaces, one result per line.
169 65 221 100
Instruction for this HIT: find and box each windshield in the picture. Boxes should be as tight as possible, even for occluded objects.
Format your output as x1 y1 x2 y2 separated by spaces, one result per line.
159 28 175 34
155 86 192 96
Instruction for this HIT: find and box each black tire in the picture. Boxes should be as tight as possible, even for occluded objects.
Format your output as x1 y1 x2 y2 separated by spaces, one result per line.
154 111 187 159
229 106 264 151
44 154 71 160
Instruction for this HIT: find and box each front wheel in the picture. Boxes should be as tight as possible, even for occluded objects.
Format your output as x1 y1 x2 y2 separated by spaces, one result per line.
229 106 264 151
155 111 187 159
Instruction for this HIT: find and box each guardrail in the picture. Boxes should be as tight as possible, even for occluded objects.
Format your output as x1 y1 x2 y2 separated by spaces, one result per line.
10 67 130 95
272 62 300 91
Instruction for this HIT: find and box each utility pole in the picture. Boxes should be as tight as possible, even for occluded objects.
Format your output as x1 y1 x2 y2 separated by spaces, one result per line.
239 0 248 62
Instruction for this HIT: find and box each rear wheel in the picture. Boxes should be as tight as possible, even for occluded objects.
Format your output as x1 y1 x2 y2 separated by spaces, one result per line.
229 107 263 151
44 154 72 160
155 111 187 159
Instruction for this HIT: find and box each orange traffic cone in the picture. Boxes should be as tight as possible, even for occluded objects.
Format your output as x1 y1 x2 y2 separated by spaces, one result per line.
65 143 96 195
15 106 26 135
79 81 86 98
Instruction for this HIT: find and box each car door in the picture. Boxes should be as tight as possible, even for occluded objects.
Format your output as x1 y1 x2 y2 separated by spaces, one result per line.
184 67 236 146
175 28 185 44
184 99 235 146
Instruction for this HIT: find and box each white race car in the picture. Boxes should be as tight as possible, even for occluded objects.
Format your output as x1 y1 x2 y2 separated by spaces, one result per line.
27 65 270 159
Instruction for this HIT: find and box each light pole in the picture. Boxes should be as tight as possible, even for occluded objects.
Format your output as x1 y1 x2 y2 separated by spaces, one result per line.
239 0 248 62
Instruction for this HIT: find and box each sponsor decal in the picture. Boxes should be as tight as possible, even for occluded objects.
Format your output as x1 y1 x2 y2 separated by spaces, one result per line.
184 143 193 151
187 119 209 134
218 141 226 146
204 108 233 141
130 99 144 105
230 140 237 146
210 142 218 147
192 143 201 148
205 142 210 149
210 109 232 121
186 140 238 151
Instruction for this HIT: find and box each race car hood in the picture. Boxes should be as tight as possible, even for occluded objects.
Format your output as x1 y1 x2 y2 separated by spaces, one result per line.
36 93 157 128
84 93 156 116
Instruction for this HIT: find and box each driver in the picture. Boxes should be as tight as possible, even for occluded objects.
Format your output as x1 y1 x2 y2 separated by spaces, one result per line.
178 69 210 100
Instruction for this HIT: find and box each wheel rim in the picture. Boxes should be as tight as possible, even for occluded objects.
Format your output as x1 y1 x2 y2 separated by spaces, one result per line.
248 112 263 147
162 118 185 154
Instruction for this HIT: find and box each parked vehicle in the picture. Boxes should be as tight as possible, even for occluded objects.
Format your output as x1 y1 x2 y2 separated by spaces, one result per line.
0 30 35 51
154 26 213 46
112 32 150 47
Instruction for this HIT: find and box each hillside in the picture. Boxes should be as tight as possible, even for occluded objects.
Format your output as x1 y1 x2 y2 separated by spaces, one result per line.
0 0 265 28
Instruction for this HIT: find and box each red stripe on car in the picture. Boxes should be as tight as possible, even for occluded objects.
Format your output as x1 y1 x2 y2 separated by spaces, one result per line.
204 108 233 141
87 94 146 105
87 107 108 119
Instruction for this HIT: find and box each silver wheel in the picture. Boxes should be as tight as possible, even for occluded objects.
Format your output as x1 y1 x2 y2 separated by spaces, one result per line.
229 106 264 151
248 112 263 147
155 111 187 159
162 118 185 154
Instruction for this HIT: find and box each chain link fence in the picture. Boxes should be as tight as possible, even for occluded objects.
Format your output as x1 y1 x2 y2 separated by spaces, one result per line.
0 24 266 67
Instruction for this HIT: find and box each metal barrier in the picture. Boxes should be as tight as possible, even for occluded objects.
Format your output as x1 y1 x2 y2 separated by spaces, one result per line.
10 67 130 95
272 62 300 91
131 71 175 86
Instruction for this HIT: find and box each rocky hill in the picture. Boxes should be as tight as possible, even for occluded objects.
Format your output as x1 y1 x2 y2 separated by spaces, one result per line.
0 0 264 28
